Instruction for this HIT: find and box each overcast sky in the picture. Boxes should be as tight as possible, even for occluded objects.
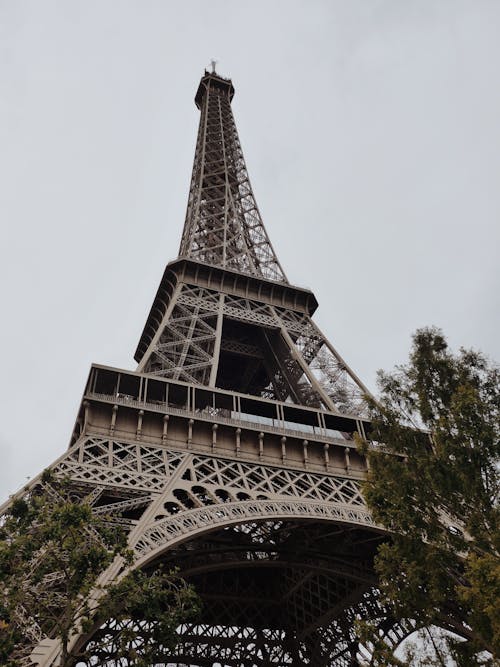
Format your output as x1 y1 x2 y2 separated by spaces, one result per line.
1 0 499 499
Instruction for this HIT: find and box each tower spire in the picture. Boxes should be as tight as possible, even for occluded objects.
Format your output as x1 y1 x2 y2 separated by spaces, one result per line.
178 70 287 283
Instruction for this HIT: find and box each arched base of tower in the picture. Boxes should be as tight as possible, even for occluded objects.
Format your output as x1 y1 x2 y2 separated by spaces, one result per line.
77 519 412 667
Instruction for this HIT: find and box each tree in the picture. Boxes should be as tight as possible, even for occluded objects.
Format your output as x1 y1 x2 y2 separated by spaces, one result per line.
0 471 200 666
358 328 499 664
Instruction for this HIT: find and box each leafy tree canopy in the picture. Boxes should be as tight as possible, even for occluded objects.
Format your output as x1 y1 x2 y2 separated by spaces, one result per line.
359 328 499 665
0 471 200 666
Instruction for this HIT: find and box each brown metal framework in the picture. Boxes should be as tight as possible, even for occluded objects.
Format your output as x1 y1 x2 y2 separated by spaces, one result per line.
179 72 286 282
3 69 415 666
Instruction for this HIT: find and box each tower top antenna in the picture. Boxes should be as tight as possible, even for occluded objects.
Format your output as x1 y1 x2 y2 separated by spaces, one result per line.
210 59 217 74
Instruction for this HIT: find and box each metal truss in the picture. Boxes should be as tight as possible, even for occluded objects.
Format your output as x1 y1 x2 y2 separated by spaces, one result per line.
179 71 287 283
143 285 221 384
8 70 413 666
7 433 416 667
141 282 370 416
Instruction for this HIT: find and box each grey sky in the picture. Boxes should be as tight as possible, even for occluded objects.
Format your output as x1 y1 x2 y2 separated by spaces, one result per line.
1 0 499 499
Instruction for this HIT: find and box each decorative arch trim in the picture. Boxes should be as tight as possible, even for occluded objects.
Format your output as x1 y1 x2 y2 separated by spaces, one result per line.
133 498 382 568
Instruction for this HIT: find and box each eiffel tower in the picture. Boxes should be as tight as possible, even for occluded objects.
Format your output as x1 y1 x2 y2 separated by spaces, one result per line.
5 68 414 666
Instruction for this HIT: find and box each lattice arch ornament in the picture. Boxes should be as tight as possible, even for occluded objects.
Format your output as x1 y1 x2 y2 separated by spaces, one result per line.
5 429 413 667
2 69 421 666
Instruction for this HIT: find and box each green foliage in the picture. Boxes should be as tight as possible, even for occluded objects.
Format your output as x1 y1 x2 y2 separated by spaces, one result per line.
90 568 201 665
358 328 500 664
0 473 199 666
356 618 408 666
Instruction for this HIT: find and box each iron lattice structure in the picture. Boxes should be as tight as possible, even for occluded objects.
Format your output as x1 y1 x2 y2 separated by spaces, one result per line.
3 70 416 666
179 73 286 282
